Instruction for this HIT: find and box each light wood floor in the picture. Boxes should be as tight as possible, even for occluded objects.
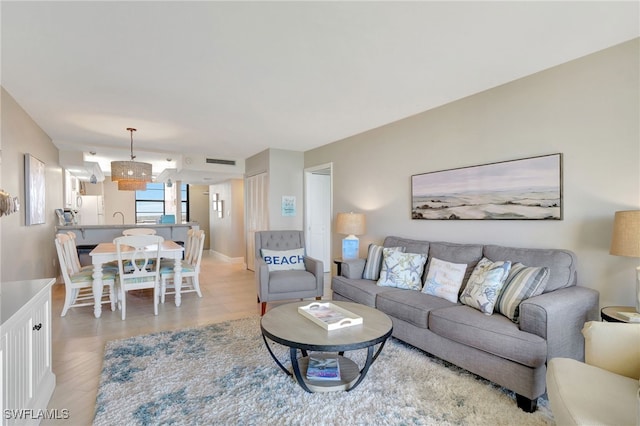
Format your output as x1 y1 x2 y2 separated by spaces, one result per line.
44 251 332 425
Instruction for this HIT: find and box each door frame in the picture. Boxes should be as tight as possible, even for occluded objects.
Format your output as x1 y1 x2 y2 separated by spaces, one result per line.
303 163 333 272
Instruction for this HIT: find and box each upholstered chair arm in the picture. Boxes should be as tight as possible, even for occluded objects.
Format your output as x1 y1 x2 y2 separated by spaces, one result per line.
582 321 640 380
341 258 366 279
255 256 271 301
519 286 599 361
303 256 324 294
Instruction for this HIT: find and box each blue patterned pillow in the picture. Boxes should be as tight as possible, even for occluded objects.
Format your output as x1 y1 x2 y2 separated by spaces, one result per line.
496 263 550 322
459 258 511 315
377 249 427 290
363 244 404 280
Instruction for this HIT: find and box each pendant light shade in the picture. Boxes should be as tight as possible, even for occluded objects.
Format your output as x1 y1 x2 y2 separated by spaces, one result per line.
110 128 152 190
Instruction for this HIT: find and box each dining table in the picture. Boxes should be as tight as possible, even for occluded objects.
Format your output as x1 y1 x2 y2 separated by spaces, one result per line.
89 240 185 318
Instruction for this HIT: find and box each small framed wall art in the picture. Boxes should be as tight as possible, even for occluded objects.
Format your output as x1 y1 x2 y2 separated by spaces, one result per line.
25 153 46 225
411 153 562 220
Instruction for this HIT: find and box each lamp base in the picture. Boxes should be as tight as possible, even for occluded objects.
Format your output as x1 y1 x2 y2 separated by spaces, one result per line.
342 235 359 260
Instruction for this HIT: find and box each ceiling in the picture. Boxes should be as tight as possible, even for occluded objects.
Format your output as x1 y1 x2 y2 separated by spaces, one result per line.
2 1 638 184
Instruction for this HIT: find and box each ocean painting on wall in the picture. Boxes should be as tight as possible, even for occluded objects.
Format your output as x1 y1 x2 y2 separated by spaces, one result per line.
411 154 562 220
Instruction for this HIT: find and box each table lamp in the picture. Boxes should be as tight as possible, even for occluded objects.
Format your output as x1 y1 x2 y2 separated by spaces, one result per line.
336 212 366 260
609 210 640 313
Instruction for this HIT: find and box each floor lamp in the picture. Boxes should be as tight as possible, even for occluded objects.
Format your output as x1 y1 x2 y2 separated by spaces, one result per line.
609 210 640 313
336 212 366 260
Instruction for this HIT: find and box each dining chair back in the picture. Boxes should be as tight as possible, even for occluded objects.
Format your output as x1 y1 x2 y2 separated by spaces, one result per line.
55 233 116 316
160 229 205 303
114 234 164 320
122 228 157 236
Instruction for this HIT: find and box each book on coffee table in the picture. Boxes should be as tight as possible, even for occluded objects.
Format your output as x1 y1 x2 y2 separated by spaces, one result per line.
298 302 363 330
306 356 341 381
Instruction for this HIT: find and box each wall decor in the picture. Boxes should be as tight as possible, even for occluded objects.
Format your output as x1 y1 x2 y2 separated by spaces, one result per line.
24 153 46 225
411 153 562 220
281 195 296 217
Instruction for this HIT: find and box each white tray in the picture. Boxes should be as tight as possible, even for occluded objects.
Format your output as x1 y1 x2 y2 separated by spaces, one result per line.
298 302 363 331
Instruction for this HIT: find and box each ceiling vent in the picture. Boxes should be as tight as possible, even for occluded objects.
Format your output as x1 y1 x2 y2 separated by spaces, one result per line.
206 158 236 166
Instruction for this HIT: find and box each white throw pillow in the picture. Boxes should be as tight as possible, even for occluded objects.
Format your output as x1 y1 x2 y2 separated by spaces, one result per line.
422 257 467 303
377 249 427 290
261 248 306 271
459 257 511 315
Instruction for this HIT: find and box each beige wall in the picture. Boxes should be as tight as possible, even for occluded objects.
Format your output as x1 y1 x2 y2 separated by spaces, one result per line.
305 39 640 308
1 88 63 281
209 179 245 260
188 184 210 249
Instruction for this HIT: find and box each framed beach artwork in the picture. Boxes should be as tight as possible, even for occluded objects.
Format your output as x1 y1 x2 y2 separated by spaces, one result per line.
24 153 46 225
411 153 562 220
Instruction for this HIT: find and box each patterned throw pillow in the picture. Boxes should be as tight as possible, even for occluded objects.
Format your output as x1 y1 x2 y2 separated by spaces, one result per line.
422 257 467 303
261 248 306 272
496 263 550 323
459 258 511 315
363 244 404 280
377 249 427 290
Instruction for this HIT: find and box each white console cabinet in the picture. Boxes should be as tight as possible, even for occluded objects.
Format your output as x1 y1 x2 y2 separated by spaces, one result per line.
1 279 56 425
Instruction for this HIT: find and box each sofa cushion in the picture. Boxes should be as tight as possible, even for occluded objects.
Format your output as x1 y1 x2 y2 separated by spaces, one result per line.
268 270 317 293
495 263 550 323
428 242 484 289
429 305 547 367
363 244 404 280
383 236 429 256
377 249 427 290
377 289 456 329
422 257 467 303
331 276 396 307
459 258 511 314
483 245 576 292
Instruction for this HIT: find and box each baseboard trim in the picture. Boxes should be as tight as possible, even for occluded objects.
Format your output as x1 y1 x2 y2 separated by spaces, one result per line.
209 250 245 266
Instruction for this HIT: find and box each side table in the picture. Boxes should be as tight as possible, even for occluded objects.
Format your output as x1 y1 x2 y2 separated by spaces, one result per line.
333 258 343 276
600 306 639 323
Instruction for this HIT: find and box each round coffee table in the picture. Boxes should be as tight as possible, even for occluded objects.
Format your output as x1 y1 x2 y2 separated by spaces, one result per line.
261 301 393 393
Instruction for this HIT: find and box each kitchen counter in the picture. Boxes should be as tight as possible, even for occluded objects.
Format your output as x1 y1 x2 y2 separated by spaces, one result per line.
56 223 199 245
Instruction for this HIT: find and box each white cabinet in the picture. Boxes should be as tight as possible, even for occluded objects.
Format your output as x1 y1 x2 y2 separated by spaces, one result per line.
1 279 56 426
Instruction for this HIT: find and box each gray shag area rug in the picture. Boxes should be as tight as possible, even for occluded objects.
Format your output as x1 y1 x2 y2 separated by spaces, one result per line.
94 316 554 425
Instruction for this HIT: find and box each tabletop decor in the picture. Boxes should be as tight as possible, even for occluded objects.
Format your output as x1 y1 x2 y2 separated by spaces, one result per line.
336 212 366 259
94 317 553 425
411 153 562 220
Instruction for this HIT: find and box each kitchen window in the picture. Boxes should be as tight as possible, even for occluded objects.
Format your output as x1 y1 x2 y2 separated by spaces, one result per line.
135 182 189 223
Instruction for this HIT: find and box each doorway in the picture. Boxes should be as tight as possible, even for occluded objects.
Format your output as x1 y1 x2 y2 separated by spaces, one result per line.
304 163 332 272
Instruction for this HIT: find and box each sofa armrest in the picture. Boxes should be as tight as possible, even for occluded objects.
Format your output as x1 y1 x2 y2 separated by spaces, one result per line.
582 321 640 379
340 258 366 279
304 256 323 280
519 286 599 362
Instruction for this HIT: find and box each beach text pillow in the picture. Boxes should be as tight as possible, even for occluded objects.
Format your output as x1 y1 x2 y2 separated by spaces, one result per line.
422 257 467 303
261 248 306 272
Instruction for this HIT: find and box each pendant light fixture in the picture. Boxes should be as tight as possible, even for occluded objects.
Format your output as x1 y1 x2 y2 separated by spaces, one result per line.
110 128 152 191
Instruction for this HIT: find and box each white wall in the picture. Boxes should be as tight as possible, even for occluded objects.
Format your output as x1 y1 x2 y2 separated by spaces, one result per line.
1 88 63 281
305 39 640 308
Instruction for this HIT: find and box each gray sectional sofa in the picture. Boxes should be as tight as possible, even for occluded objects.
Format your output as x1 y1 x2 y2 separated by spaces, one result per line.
331 236 599 412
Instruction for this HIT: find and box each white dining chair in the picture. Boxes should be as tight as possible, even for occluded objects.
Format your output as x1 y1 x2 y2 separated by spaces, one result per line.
114 234 164 320
160 229 205 303
122 228 157 236
55 233 116 316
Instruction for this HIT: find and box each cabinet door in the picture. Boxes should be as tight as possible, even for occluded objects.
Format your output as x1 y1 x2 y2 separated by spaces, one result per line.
31 291 51 394
2 308 32 418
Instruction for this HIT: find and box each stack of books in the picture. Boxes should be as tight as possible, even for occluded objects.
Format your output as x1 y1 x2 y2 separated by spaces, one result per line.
306 356 341 381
